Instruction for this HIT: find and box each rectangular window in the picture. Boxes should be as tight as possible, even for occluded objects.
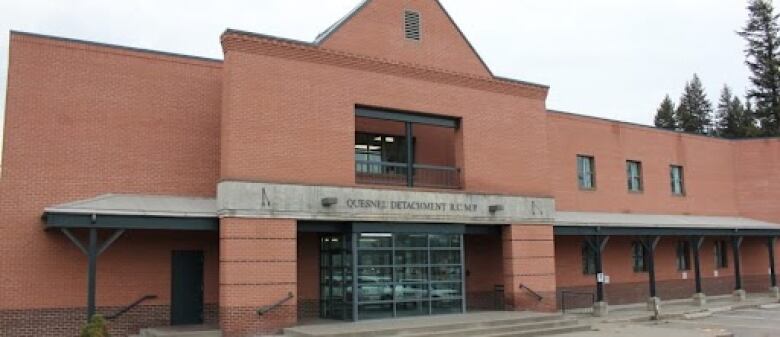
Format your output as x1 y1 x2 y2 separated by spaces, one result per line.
582 241 597 275
626 160 643 192
632 241 648 272
714 240 728 269
577 155 596 190
354 133 409 174
671 165 685 195
676 240 691 271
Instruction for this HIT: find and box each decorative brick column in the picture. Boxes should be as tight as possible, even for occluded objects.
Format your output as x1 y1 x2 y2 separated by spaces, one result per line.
219 218 297 336
502 224 557 312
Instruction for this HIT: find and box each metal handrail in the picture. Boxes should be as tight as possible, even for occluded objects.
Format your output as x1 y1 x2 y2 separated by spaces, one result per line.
105 294 157 320
257 292 294 316
519 284 543 301
354 160 460 171
560 291 595 314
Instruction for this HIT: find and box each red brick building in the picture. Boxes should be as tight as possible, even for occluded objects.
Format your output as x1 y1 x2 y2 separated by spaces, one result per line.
1 1 779 336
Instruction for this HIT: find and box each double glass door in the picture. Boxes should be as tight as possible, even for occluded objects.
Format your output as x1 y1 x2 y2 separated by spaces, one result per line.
356 232 464 320
320 232 465 321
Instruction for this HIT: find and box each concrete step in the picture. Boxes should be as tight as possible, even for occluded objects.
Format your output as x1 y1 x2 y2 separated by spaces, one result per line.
284 314 583 337
481 324 592 337
139 326 221 337
397 319 580 337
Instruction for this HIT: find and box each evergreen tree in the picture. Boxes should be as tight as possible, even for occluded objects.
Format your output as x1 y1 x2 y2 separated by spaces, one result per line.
675 74 713 134
715 85 756 138
654 95 677 130
738 0 780 136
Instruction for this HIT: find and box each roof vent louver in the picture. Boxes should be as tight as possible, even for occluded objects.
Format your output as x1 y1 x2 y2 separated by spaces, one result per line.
404 10 421 41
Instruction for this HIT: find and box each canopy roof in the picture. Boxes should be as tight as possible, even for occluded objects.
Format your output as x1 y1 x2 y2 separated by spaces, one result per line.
42 194 780 235
43 194 218 231
44 194 217 218
555 211 780 236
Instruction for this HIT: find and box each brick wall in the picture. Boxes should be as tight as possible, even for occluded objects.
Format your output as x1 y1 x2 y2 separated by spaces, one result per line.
0 32 222 336
218 31 550 197
735 139 780 223
502 225 557 312
219 218 298 336
546 111 740 216
319 0 492 76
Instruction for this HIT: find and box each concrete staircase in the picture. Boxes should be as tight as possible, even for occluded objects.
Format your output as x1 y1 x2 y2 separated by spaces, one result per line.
282 313 591 337
129 325 221 337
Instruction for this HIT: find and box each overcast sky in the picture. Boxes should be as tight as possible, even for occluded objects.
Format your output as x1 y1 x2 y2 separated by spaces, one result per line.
0 0 753 158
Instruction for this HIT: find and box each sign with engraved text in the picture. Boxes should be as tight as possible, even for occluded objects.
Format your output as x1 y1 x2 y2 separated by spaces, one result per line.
218 181 555 224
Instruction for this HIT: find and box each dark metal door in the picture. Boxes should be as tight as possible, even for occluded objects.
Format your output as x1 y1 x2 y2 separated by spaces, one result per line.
171 250 204 325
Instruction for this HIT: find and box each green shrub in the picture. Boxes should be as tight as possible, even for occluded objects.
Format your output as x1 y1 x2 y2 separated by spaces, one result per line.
80 314 110 337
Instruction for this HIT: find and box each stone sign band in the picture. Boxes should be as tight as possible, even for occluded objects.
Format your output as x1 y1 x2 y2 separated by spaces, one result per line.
217 181 555 224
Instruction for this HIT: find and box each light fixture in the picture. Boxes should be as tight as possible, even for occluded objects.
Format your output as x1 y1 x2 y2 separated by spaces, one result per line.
488 205 504 213
321 197 338 207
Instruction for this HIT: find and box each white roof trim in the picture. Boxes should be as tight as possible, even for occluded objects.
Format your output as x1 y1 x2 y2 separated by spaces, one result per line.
44 194 217 218
556 211 780 230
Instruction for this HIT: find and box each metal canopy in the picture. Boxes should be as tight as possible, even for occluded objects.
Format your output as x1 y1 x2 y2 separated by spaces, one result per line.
356 106 458 128
43 194 218 231
554 211 780 236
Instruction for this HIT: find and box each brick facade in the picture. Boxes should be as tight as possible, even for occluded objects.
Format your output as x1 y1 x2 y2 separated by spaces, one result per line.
219 218 297 336
502 225 557 312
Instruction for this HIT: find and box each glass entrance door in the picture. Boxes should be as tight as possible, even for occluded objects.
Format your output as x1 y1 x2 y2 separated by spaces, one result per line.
320 234 353 320
356 233 464 320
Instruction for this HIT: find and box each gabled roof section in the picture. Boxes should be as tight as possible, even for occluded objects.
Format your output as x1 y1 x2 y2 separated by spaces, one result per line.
315 0 493 77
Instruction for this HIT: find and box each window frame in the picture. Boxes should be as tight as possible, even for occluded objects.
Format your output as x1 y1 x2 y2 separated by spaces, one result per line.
581 241 597 275
670 165 685 196
676 240 691 271
626 160 644 193
354 132 414 174
576 155 597 190
631 241 649 273
714 240 729 269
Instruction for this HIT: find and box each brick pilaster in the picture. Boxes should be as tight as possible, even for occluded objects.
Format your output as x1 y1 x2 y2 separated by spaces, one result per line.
219 218 297 336
502 224 557 312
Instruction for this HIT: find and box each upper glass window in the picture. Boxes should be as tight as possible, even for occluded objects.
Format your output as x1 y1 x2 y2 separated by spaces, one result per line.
626 160 643 192
577 155 596 190
355 133 409 174
671 165 685 195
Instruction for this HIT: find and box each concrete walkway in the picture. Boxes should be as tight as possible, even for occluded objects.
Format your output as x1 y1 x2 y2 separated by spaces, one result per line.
566 292 780 324
285 311 559 335
560 323 731 337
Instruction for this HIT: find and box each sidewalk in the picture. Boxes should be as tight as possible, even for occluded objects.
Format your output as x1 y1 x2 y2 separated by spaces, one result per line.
565 292 779 323
560 323 732 337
